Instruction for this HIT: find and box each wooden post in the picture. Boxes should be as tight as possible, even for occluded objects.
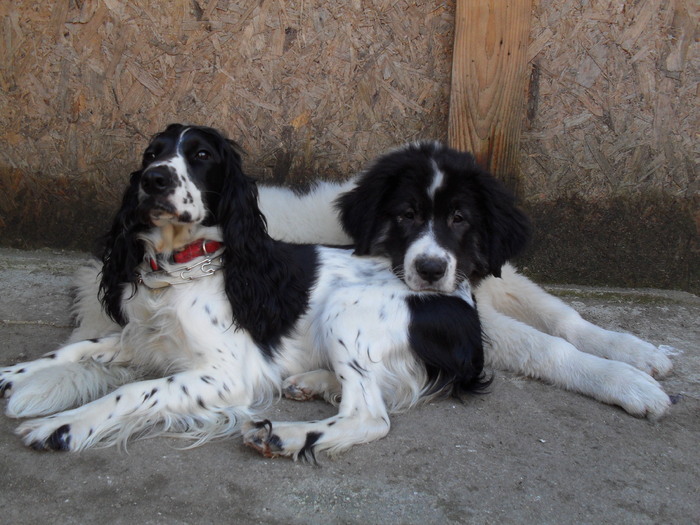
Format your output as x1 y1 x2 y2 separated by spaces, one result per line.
448 0 533 192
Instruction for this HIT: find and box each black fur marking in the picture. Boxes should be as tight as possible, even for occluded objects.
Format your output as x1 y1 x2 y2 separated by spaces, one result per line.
299 431 323 464
15 368 25 374
406 295 491 398
167 376 175 383
348 359 367 377
115 395 121 403
38 424 72 451
181 385 189 396
45 353 57 359
253 419 272 430
201 375 214 384
89 338 100 343
0 381 12 396
266 433 284 453
197 397 206 409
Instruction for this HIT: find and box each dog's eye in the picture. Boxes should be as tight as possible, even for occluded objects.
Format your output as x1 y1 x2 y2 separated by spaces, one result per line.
401 210 416 221
450 211 469 228
195 150 211 160
143 151 156 162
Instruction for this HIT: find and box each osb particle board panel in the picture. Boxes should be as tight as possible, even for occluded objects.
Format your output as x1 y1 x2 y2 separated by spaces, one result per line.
522 0 698 202
0 0 454 208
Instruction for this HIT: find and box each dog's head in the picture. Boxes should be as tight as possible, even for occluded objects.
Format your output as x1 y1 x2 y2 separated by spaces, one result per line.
336 141 530 292
135 123 244 227
99 124 266 325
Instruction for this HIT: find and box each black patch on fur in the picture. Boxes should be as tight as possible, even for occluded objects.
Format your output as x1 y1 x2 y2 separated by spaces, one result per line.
406 294 491 398
45 353 57 359
0 381 12 396
299 431 323 465
214 137 320 356
201 375 214 384
33 424 71 451
348 359 367 377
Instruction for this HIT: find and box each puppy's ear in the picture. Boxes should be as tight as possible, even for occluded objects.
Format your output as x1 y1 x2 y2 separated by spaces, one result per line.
98 170 147 325
335 171 391 255
475 171 530 278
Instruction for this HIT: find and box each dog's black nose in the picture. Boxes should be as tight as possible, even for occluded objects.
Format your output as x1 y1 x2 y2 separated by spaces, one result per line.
415 256 447 283
141 168 173 195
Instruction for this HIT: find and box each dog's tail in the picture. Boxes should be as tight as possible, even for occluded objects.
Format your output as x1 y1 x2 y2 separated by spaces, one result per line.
6 361 134 418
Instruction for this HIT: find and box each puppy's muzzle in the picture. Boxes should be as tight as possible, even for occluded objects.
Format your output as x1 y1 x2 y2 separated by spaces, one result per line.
414 256 447 284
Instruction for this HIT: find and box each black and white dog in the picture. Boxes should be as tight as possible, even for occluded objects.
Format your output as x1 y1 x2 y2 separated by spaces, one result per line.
253 142 672 419
0 124 522 456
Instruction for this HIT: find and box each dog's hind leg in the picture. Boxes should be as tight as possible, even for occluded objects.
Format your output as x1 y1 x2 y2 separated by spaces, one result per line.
478 301 671 419
282 370 341 404
477 264 672 378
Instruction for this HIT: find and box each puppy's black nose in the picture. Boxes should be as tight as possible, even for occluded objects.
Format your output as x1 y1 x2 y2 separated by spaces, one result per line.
141 168 173 195
415 256 447 283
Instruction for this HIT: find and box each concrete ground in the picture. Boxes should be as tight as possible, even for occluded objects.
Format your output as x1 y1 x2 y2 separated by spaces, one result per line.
0 247 698 525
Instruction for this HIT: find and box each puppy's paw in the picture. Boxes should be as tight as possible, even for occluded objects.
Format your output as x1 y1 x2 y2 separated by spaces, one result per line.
604 333 673 378
599 362 671 420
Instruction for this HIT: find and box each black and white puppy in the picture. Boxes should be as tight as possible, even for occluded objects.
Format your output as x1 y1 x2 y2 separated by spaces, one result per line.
256 142 673 419
0 125 519 457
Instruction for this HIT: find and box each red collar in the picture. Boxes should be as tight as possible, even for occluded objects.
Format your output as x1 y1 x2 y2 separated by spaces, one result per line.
149 239 223 271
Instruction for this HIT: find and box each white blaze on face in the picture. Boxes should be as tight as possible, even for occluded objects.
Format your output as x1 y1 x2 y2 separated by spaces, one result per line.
427 160 444 199
143 128 207 224
403 224 458 292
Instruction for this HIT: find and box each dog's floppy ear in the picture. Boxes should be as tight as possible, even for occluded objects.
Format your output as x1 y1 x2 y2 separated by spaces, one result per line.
474 171 530 278
98 170 147 325
335 169 393 256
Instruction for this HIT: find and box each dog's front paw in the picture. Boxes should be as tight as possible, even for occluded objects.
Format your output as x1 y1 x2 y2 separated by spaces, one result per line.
0 364 30 398
242 420 285 458
243 420 321 462
16 416 91 452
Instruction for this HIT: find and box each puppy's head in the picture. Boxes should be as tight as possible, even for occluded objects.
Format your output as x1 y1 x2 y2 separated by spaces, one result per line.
337 141 530 292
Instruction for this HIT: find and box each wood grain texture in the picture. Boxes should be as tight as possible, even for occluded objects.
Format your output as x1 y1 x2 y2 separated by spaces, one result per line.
448 0 533 190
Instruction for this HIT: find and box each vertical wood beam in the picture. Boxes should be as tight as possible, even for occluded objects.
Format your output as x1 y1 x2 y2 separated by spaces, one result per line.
448 0 533 192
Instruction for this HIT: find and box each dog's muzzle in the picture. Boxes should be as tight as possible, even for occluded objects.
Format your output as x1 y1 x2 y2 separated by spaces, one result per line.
141 167 175 195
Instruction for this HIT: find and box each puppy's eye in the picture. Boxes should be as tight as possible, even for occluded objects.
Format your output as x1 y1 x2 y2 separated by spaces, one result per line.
195 150 211 160
144 151 156 162
450 211 469 228
401 209 416 221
